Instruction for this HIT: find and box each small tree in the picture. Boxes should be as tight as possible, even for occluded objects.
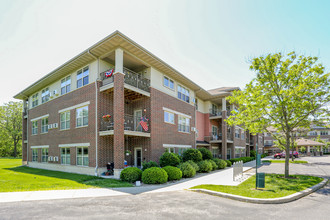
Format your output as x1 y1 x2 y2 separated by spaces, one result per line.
227 52 330 178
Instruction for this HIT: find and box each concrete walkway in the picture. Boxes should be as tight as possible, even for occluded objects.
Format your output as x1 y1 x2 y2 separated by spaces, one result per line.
0 160 257 203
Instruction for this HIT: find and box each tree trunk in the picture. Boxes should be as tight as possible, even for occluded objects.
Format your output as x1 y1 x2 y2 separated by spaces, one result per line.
13 141 17 158
284 135 290 178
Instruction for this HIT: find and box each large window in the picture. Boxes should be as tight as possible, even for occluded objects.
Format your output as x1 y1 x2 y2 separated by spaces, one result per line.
308 131 318 136
60 111 70 130
76 106 88 127
61 148 71 165
77 147 88 166
41 117 48 133
32 149 38 162
164 111 175 124
41 148 48 162
178 85 190 103
77 66 89 88
165 147 188 156
241 130 245 140
164 76 174 90
235 129 240 138
178 115 190 133
32 93 38 107
61 76 71 95
41 88 50 103
321 131 328 136
32 121 38 135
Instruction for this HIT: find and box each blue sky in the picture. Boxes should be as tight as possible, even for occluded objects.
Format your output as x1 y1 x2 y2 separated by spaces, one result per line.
0 0 329 105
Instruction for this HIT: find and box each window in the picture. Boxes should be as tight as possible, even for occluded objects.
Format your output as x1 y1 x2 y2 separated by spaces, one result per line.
61 148 71 165
61 76 71 95
32 93 38 107
211 104 218 115
166 147 188 155
194 98 198 110
235 129 240 138
60 111 70 130
32 121 38 135
41 88 50 103
76 106 88 127
41 148 48 162
308 131 318 136
212 147 219 158
178 115 190 133
178 85 190 103
164 111 175 124
164 76 174 89
32 149 38 162
321 131 328 136
212 126 218 136
241 130 245 140
41 118 48 133
77 147 88 166
77 66 89 88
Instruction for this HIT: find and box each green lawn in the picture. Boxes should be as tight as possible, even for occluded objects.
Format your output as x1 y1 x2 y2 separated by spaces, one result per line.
191 174 322 198
0 158 132 192
263 160 308 164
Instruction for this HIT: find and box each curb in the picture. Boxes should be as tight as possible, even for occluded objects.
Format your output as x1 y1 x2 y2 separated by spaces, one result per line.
189 178 329 204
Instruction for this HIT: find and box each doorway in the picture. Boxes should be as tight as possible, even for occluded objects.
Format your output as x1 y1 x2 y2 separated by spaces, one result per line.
134 147 142 168
227 148 231 160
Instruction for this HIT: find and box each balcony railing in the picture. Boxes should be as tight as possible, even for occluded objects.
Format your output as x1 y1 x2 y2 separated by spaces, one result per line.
209 109 222 117
226 111 232 117
100 117 114 131
100 67 150 93
250 140 254 145
210 132 222 141
100 115 150 133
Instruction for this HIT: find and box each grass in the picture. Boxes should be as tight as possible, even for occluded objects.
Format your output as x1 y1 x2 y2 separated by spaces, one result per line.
191 174 322 198
263 160 308 164
0 158 133 192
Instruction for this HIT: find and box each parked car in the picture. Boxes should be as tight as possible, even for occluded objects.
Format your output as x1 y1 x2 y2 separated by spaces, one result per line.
274 151 299 159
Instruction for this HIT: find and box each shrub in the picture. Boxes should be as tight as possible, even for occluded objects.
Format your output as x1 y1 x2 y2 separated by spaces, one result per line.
186 160 199 172
212 158 227 169
159 152 180 167
174 153 183 162
198 148 213 160
261 153 267 158
229 157 255 164
182 148 203 162
120 167 142 183
250 150 256 158
207 159 217 170
142 167 168 184
197 160 212 173
225 160 232 167
163 166 182 181
142 161 159 171
178 162 196 178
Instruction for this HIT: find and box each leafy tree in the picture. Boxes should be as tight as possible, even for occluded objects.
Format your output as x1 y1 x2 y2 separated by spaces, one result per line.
0 101 23 157
227 52 330 178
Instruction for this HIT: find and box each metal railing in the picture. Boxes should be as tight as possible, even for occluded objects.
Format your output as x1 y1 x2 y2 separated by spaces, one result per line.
209 109 222 117
124 114 150 133
210 132 222 141
124 68 150 92
100 117 114 131
100 69 115 86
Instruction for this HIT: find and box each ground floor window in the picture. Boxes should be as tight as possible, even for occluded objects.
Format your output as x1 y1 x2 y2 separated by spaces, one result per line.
165 147 188 156
77 147 88 166
235 147 246 158
61 148 71 165
32 149 38 162
41 148 48 162
212 147 219 158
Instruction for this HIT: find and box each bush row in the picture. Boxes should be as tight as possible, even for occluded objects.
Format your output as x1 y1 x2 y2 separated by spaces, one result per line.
229 156 255 164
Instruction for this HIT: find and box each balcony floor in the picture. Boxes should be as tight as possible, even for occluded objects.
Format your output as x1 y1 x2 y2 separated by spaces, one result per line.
99 130 150 137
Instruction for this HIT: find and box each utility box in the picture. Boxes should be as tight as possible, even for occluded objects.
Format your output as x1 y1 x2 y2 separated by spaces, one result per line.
256 172 265 188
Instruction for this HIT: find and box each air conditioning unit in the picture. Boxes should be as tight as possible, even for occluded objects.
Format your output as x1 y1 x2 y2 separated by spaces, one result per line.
48 124 53 129
54 156 59 162
53 123 58 129
53 90 59 96
48 156 53 161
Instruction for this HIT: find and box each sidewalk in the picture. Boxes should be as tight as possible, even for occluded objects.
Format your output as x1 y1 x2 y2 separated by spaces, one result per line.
0 160 256 203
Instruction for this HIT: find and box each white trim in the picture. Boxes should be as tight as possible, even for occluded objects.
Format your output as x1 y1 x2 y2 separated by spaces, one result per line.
235 146 246 149
162 107 192 119
58 101 90 113
30 114 49 122
163 144 192 148
59 143 90 148
31 145 49 149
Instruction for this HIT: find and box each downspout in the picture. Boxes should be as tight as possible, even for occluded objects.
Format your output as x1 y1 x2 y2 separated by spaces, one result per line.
88 50 99 176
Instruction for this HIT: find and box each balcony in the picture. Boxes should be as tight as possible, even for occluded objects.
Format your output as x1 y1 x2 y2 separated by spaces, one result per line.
209 109 222 119
210 132 222 143
227 132 233 142
100 67 150 95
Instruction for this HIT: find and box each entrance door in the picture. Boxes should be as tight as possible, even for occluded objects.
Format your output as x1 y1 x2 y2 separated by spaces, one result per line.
134 147 142 168
134 109 143 132
227 148 231 160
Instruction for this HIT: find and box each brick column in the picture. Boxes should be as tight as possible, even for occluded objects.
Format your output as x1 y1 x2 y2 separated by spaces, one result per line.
113 72 125 177
221 112 227 160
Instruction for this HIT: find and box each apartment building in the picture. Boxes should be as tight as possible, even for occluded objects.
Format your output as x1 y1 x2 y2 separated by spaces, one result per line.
264 125 330 154
15 31 261 178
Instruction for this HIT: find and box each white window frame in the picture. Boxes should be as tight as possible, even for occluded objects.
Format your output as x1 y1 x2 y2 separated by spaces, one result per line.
164 111 175 124
321 130 328 136
61 76 71 95
61 147 71 165
76 106 88 128
76 147 89 166
77 66 89 88
163 76 174 90
32 93 38 107
41 148 48 163
32 149 38 162
178 115 190 133
41 88 50 103
177 85 190 103
60 111 70 130
32 121 38 135
41 117 48 134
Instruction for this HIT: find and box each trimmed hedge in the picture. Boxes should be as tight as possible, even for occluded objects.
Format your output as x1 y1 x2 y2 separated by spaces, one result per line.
159 152 181 167
197 160 212 173
261 153 267 158
120 167 142 183
142 167 168 184
163 166 182 181
214 158 227 169
142 161 159 171
186 160 199 172
229 157 255 164
198 148 213 160
182 148 203 162
225 160 232 167
207 159 217 170
178 162 196 178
